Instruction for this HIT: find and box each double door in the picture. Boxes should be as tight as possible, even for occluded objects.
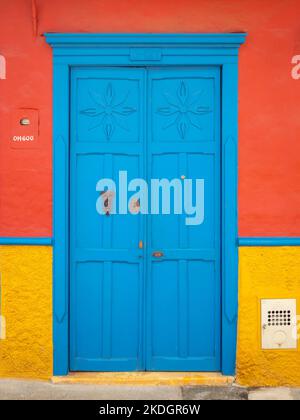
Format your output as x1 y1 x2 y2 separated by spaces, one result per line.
70 66 221 371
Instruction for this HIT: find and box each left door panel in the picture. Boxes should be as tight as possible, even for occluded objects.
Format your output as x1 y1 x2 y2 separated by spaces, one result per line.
70 68 146 371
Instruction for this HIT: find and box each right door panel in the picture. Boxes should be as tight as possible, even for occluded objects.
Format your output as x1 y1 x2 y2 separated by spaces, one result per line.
147 68 221 371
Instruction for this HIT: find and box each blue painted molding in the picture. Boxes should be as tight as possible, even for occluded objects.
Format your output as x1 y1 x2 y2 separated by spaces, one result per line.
44 33 246 67
46 32 247 377
2 237 299 247
238 237 300 247
0 237 52 245
45 32 247 47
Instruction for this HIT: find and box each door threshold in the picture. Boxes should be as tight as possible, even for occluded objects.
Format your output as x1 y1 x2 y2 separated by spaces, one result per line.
52 372 234 386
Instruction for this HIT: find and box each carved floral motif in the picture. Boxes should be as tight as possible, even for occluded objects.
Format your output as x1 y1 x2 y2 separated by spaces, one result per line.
81 83 136 140
156 81 211 139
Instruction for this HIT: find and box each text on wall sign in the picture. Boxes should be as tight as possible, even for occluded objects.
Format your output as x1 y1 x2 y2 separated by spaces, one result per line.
10 109 39 148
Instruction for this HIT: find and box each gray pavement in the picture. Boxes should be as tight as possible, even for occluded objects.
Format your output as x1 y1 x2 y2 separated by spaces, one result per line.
0 379 299 400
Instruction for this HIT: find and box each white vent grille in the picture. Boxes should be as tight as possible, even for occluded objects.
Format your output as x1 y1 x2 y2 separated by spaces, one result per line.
261 299 297 350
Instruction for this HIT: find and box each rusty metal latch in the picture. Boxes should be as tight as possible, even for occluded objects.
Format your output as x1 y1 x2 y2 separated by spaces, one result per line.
152 251 164 258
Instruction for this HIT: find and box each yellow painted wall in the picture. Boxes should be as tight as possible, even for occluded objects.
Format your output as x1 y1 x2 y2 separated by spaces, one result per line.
0 244 300 385
0 246 52 379
237 247 300 387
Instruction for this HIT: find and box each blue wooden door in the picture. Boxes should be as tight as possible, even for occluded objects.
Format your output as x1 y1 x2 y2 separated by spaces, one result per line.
146 68 221 371
70 66 221 371
70 68 146 371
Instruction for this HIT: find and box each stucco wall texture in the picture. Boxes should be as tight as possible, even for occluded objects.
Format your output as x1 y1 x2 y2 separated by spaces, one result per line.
0 246 52 379
0 0 300 236
0 246 299 384
0 0 300 384
237 247 300 387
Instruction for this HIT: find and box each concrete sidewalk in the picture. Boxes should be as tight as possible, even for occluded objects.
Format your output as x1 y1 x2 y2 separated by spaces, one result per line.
0 379 299 400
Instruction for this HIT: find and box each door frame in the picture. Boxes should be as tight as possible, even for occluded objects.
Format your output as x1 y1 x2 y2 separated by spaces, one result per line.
45 33 246 376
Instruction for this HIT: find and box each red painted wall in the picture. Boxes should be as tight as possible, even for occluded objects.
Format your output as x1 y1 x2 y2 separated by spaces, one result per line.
0 0 299 237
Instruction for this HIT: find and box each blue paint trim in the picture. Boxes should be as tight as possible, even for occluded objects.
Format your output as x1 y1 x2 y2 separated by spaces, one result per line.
221 64 239 376
44 33 247 47
52 65 70 376
46 33 246 376
3 237 300 247
238 237 300 247
0 237 52 245
44 33 246 67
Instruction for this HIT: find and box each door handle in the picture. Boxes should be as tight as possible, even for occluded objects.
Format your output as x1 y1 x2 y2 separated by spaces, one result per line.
138 240 144 258
152 251 164 258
